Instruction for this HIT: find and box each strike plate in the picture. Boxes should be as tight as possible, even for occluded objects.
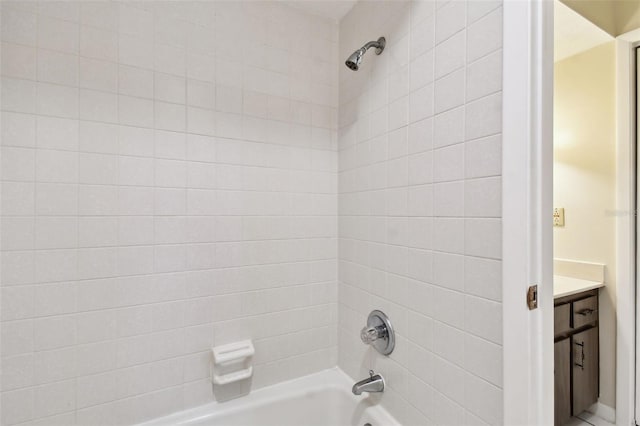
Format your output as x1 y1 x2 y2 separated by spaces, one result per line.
527 285 538 310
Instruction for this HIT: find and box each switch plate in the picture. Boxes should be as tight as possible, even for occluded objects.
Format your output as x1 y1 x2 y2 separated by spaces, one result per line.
553 208 565 227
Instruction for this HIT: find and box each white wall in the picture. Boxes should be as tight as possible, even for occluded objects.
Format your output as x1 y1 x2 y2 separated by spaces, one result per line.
337 1 504 425
0 2 338 424
553 42 617 410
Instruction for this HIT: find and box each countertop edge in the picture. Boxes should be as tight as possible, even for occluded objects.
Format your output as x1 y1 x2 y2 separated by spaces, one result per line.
553 275 605 299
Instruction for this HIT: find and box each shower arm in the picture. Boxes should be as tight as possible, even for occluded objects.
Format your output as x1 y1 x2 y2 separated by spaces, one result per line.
362 38 385 55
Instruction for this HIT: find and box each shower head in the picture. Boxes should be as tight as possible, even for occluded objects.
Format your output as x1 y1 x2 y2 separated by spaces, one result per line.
345 37 386 71
345 48 366 71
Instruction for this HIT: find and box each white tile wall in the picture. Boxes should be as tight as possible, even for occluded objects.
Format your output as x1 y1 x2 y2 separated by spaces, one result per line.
0 1 338 424
338 1 503 425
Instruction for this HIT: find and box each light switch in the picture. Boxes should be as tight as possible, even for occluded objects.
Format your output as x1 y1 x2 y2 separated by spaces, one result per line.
553 208 565 227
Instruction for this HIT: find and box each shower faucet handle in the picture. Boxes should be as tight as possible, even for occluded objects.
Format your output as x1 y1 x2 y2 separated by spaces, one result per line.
359 310 395 355
360 325 386 344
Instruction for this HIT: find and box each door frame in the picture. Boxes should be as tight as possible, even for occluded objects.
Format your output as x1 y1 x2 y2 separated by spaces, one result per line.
616 32 639 426
502 1 554 424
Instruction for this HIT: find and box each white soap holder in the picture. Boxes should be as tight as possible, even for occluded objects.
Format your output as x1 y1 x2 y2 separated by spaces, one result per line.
211 340 254 386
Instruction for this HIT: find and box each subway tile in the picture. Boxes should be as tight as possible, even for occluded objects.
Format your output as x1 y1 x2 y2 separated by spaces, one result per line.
119 65 154 99
432 320 465 367
119 34 153 69
2 181 34 216
36 183 77 215
80 25 118 61
464 333 503 386
2 77 36 113
2 111 36 148
79 121 118 154
434 68 465 114
35 149 78 183
434 106 465 149
433 143 464 182
36 116 78 151
464 295 502 344
464 372 503 425
410 50 435 91
464 177 501 217
411 14 435 58
37 82 78 119
464 256 502 302
155 73 187 105
435 0 466 44
33 379 76 418
2 146 35 181
35 217 78 250
80 57 118 93
2 320 34 357
465 134 501 178
38 1 79 22
464 218 501 259
37 49 78 87
409 83 434 123
1 42 36 80
432 217 464 254
1 387 34 425
2 217 34 250
1 353 34 391
432 355 466 405
33 347 77 385
467 7 502 63
435 30 465 79
33 315 77 351
408 117 433 154
466 49 502 102
38 15 79 54
81 2 118 31
34 249 78 283
1 5 37 46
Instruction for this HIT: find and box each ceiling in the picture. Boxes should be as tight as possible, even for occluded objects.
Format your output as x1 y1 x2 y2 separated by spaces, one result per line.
554 0 613 62
281 0 357 21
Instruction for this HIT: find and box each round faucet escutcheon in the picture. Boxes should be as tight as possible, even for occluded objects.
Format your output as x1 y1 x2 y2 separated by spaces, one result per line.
360 310 395 355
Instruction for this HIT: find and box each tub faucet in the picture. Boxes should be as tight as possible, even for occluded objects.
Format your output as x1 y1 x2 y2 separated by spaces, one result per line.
352 370 385 395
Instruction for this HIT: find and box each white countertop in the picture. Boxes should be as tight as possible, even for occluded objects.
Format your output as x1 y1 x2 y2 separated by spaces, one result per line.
554 275 604 299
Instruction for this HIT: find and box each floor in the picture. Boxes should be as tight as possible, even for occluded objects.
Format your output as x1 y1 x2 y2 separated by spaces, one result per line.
566 411 615 426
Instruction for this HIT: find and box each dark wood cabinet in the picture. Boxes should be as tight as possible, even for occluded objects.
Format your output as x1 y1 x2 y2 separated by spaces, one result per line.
554 289 599 425
572 327 599 415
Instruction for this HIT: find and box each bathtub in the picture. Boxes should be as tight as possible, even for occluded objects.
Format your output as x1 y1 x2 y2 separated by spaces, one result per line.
140 368 400 426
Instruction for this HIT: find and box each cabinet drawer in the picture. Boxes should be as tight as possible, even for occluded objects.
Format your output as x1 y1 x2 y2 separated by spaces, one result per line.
554 304 571 336
573 296 598 328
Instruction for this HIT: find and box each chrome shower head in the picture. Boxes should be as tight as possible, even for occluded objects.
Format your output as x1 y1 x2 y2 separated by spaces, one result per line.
345 37 386 71
345 48 366 71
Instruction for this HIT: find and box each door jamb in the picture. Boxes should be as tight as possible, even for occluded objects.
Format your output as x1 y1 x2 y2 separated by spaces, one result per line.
615 32 638 426
502 1 554 424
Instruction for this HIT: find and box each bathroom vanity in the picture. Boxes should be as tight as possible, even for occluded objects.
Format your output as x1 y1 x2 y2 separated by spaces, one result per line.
554 276 604 426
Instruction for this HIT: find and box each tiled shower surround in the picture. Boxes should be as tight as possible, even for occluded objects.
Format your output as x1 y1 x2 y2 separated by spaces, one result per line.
0 2 338 424
0 1 503 425
337 1 503 425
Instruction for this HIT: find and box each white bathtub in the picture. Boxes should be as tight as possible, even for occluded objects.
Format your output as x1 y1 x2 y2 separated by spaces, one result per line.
140 368 400 426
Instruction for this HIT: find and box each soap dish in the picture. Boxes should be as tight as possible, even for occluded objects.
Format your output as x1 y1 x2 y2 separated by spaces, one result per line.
211 340 254 385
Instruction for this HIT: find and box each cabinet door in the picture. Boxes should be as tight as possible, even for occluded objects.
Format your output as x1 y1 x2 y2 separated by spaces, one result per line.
572 327 599 415
555 338 571 426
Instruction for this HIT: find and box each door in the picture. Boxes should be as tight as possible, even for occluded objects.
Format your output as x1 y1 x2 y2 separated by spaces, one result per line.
573 327 599 415
555 338 571 425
